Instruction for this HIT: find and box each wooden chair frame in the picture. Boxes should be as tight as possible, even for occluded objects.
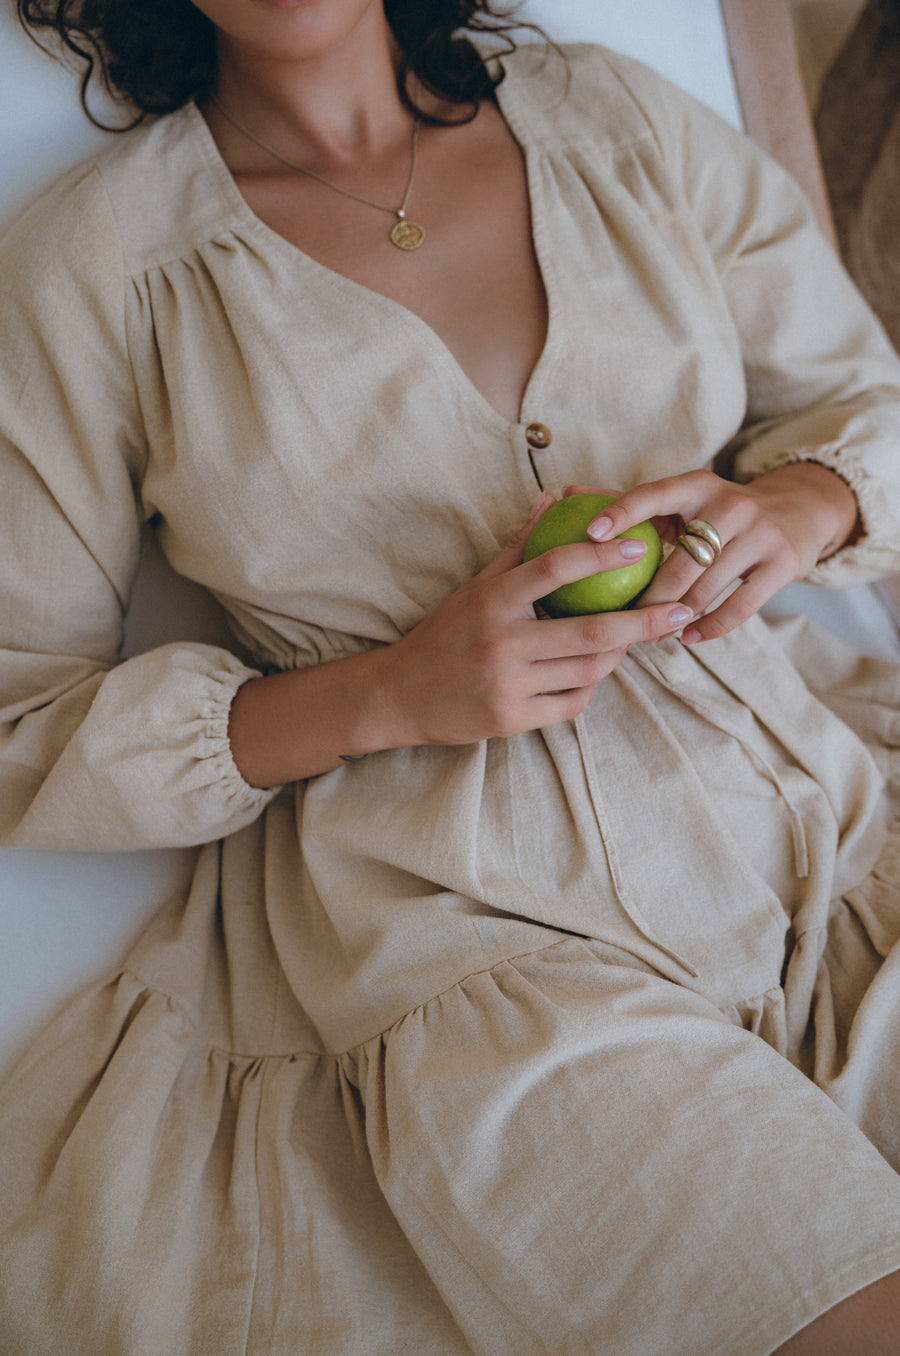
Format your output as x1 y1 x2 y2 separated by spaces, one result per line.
720 0 839 247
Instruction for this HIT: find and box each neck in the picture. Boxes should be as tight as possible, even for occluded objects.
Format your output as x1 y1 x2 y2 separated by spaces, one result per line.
211 8 410 164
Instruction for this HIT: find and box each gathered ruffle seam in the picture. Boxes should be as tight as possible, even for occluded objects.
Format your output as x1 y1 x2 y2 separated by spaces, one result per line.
118 965 326 1063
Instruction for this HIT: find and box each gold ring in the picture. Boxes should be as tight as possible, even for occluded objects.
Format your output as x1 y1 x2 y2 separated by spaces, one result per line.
677 518 723 568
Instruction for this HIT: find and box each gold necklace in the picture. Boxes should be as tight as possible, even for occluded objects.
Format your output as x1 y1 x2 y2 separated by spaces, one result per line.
209 95 426 251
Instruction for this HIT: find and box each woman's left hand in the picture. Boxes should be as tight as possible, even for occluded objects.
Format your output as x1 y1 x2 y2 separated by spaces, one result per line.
568 462 860 644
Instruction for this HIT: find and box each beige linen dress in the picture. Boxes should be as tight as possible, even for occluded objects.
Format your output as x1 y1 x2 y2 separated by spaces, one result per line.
2 42 900 1355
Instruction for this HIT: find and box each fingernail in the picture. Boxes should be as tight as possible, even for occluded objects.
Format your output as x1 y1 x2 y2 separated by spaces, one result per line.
618 539 647 560
681 626 702 644
529 490 552 517
667 606 694 627
587 515 613 541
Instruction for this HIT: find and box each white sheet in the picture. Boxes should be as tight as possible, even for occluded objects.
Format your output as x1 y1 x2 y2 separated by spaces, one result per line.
1 0 898 1080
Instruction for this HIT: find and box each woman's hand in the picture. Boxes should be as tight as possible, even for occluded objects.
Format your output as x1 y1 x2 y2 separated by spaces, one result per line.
378 494 696 748
569 462 860 644
229 493 695 786
229 468 858 787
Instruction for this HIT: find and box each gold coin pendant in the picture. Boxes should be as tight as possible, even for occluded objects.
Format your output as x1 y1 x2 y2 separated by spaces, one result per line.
390 219 426 251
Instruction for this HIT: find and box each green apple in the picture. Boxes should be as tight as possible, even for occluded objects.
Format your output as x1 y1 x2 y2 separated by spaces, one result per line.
524 492 662 616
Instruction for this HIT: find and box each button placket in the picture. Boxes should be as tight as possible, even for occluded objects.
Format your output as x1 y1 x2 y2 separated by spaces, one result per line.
523 421 553 489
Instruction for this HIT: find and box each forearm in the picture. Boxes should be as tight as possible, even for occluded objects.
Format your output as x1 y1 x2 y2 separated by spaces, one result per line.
227 644 406 787
743 460 861 564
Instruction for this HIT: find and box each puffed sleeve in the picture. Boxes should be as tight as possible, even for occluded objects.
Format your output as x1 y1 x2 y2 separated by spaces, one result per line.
0 165 278 851
604 48 900 587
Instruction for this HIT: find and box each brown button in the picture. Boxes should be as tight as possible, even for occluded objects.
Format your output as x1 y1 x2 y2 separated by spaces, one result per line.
524 422 552 450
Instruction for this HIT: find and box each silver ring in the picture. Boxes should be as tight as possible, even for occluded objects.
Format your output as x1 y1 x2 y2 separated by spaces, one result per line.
677 518 723 568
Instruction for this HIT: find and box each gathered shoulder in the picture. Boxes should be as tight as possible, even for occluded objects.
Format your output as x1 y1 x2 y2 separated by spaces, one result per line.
0 105 237 285
492 35 774 226
1 157 121 289
495 39 732 156
0 157 132 392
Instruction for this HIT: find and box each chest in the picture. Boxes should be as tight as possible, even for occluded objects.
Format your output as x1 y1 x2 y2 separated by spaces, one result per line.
232 103 548 424
134 136 746 652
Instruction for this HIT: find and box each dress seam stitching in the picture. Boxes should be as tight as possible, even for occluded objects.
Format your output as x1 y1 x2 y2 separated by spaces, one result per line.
120 966 326 1061
332 933 668 1057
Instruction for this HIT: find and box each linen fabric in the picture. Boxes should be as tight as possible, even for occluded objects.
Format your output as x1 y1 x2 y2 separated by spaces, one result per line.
2 42 900 1354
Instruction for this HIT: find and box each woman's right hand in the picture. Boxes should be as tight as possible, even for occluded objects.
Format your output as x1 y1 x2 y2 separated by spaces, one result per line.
230 497 695 787
379 495 695 749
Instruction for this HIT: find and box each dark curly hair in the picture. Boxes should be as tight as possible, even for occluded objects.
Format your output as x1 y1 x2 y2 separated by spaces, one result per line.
16 0 550 130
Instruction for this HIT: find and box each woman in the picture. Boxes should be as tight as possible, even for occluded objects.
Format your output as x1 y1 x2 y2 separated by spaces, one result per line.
2 0 900 1350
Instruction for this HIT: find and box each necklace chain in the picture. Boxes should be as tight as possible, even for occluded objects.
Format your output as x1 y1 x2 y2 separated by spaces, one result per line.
209 95 426 250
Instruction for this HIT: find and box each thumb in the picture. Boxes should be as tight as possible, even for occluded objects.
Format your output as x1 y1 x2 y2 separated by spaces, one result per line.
478 490 555 581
